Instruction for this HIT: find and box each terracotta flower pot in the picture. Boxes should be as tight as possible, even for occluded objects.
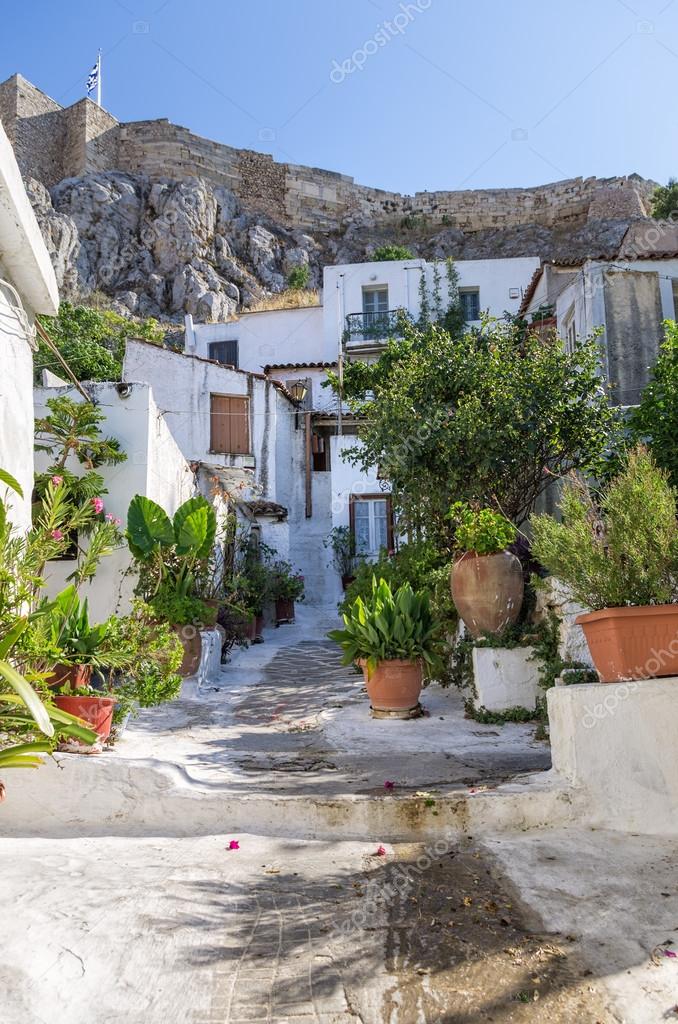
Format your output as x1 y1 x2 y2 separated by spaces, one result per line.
53 693 115 743
576 604 678 683
359 658 423 713
451 550 524 637
49 663 93 690
275 598 295 624
255 614 265 642
173 624 202 677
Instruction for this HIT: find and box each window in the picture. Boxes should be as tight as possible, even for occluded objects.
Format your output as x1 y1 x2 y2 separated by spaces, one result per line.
460 289 480 322
562 305 577 354
362 286 389 332
209 340 239 368
210 394 250 454
312 432 329 472
672 279 678 319
350 495 393 557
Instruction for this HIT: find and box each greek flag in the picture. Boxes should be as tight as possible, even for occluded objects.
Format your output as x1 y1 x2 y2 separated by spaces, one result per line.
86 58 99 96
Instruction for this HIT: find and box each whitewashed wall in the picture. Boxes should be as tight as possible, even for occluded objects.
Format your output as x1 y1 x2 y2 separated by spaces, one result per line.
188 306 324 370
0 278 35 532
34 383 193 622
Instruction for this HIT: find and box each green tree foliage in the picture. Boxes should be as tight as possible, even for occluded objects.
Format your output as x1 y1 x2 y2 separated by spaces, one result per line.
651 179 678 220
370 245 414 261
36 302 164 383
628 320 678 488
287 265 310 289
331 318 616 541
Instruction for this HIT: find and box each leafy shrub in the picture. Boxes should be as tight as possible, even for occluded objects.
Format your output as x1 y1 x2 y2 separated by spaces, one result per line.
628 321 678 488
329 577 442 678
531 446 678 609
651 179 678 220
370 245 414 262
268 560 305 602
340 540 456 635
287 265 310 289
37 302 164 383
448 502 516 555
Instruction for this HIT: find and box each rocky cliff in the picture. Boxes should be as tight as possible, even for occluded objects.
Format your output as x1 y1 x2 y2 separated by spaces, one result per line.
1 74 659 324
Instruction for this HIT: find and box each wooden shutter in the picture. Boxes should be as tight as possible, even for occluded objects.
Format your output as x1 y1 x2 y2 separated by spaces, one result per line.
208 340 239 368
210 394 249 454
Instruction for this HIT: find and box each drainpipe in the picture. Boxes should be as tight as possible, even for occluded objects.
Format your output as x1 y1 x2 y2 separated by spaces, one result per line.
337 274 345 437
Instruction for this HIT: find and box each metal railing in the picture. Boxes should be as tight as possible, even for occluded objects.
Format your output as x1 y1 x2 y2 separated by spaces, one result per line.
344 309 408 342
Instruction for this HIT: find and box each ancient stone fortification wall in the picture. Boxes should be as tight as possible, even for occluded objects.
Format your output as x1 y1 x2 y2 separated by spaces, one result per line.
0 73 655 233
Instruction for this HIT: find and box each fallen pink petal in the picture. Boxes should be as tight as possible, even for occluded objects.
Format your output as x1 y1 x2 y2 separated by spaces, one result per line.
227 840 240 850
375 845 386 856
384 780 395 790
665 949 678 958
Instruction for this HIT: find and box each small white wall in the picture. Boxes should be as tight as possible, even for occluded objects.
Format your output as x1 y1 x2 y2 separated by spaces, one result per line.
329 435 388 534
189 306 325 370
34 382 193 622
549 680 678 834
0 278 35 532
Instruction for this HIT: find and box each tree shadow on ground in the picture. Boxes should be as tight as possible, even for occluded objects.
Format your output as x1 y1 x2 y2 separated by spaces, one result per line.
147 839 614 1023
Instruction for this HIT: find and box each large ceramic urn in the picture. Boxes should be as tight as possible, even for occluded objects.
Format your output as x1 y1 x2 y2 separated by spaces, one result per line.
451 550 524 637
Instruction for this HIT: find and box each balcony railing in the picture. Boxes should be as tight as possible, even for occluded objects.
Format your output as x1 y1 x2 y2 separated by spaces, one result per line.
344 309 409 342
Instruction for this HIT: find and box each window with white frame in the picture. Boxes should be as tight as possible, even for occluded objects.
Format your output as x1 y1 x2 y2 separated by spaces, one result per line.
460 289 480 322
350 495 392 558
562 306 577 353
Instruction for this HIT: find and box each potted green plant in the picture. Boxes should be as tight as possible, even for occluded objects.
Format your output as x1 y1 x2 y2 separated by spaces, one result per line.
126 494 217 675
328 577 441 715
35 586 121 745
268 559 305 624
99 602 184 741
531 445 678 683
448 502 523 637
324 526 359 590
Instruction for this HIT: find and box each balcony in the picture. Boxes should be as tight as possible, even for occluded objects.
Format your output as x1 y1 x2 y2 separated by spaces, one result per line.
343 309 409 344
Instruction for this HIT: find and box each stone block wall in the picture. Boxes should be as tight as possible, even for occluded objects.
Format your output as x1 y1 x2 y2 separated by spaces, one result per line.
0 73 658 236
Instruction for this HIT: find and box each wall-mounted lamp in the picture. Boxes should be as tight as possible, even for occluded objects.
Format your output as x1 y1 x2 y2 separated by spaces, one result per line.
289 379 308 405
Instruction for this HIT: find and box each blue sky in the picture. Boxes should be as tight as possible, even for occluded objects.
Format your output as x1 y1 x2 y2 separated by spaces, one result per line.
4 0 678 194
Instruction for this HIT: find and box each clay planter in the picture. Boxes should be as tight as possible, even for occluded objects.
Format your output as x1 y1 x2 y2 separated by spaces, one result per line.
53 693 115 746
173 625 202 677
244 616 257 643
275 597 295 625
360 659 423 713
255 614 265 642
576 605 678 683
49 663 92 690
200 599 221 627
451 550 524 638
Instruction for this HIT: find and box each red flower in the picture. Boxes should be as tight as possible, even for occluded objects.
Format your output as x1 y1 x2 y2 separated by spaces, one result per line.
375 845 386 856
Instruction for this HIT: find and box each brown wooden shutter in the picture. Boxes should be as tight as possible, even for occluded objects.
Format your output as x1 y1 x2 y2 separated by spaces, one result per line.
210 394 250 454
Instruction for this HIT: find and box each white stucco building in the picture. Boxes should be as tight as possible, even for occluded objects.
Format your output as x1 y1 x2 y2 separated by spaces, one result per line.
0 117 58 530
125 257 540 605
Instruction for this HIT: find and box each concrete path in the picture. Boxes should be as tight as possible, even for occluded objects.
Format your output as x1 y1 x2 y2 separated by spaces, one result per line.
0 832 619 1024
1 609 559 840
1 609 676 1021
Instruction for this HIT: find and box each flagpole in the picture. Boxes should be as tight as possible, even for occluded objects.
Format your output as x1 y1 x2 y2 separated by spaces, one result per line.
96 50 102 107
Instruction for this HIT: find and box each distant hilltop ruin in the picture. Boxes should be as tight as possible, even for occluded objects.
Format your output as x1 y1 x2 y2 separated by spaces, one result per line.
0 73 656 235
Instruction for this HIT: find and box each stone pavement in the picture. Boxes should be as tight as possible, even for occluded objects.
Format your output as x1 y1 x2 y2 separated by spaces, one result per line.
0 832 619 1024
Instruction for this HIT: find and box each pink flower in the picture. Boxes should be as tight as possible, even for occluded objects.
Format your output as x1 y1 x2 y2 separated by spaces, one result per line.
51 529 64 541
51 475 63 486
227 840 240 850
374 845 386 857
91 497 104 515
384 780 395 790
665 949 678 959
106 513 122 525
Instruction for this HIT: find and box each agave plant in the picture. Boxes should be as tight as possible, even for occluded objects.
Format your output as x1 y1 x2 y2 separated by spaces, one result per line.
328 576 442 679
